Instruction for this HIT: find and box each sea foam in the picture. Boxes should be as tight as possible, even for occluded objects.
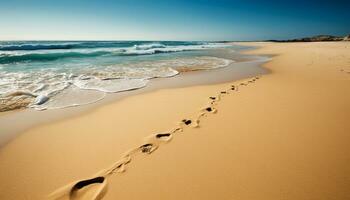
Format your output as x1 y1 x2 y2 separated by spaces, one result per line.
0 41 233 111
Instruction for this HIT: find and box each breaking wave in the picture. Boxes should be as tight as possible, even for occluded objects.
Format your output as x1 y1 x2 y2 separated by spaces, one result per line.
0 42 230 64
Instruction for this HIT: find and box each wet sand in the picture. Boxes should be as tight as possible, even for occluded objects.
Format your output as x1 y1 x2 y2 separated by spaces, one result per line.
0 42 349 200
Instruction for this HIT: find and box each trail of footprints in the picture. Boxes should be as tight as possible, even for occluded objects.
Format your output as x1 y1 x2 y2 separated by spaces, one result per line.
48 76 261 200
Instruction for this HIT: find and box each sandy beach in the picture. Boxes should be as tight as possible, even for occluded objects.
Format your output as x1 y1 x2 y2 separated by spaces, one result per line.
0 42 349 200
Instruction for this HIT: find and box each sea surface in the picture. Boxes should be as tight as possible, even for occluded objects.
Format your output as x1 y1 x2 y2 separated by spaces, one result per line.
0 41 234 111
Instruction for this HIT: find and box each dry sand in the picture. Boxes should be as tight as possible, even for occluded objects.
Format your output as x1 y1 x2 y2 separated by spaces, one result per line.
0 42 349 200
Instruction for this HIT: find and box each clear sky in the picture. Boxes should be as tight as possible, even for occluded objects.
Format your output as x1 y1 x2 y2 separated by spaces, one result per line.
1 0 349 41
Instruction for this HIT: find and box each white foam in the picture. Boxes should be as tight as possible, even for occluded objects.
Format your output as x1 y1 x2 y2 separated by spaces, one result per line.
33 85 106 110
74 78 149 93
122 43 231 55
134 43 166 50
33 94 49 105
0 55 233 111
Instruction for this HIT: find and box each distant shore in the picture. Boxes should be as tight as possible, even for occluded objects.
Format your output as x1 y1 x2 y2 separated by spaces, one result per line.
218 34 350 43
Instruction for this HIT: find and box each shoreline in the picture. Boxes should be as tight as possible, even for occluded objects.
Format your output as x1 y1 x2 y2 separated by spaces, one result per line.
1 42 348 200
0 48 270 147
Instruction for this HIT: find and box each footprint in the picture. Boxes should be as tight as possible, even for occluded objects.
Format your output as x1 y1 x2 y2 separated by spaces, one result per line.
139 143 158 154
155 133 171 139
48 176 108 200
209 96 221 101
181 118 200 128
182 119 192 125
153 133 173 142
200 106 217 114
70 177 107 200
205 107 213 112
72 177 105 190
138 133 173 155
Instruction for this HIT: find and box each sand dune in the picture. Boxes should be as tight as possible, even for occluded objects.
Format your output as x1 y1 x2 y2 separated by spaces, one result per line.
0 42 349 200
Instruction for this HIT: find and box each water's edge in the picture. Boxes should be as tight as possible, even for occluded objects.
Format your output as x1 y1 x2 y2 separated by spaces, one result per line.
0 46 271 147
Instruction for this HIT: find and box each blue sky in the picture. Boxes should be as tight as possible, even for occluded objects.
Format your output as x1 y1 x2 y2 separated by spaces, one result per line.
1 0 349 41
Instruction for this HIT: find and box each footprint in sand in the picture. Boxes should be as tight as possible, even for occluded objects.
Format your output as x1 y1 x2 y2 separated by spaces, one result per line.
182 119 192 125
181 118 200 128
139 143 158 154
48 75 264 200
72 177 105 190
206 107 213 112
202 106 217 114
155 133 172 140
70 178 107 200
48 176 108 200
209 96 221 104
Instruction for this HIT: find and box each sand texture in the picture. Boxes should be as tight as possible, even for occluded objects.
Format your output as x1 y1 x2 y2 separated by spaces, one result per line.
0 42 349 200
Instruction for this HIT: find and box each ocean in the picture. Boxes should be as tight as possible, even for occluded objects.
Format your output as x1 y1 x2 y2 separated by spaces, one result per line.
0 41 234 111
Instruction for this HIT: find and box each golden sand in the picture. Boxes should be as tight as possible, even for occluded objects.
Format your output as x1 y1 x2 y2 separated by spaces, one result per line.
0 42 349 200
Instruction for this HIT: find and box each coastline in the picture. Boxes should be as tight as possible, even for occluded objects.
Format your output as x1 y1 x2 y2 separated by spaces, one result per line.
0 42 349 200
0 48 269 147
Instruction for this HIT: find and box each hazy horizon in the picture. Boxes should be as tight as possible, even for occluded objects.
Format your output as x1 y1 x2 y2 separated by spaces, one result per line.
1 0 350 41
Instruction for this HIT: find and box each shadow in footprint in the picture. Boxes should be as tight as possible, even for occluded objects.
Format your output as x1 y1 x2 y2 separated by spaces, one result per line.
202 106 217 114
48 176 108 200
72 177 105 191
156 133 171 139
206 107 213 112
181 118 199 128
182 119 192 125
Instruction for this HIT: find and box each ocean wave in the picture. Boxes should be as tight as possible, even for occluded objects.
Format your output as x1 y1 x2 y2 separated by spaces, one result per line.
0 41 135 51
0 41 206 51
134 43 166 50
0 41 234 112
0 43 229 64
0 51 112 64
116 43 230 56
0 43 77 51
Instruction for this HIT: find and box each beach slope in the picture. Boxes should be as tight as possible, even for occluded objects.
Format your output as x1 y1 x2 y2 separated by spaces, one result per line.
0 42 349 200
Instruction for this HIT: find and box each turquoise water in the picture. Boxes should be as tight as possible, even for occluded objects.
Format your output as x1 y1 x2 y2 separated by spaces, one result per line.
0 41 233 110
